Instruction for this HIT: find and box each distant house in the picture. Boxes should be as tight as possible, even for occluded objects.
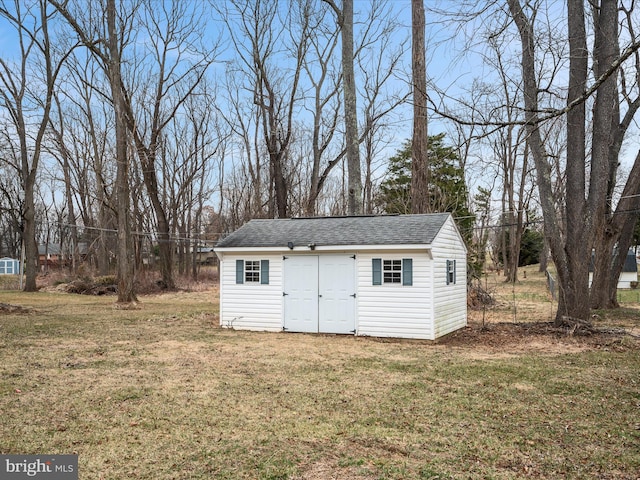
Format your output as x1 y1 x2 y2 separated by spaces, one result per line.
38 244 63 269
0 257 20 275
589 249 638 289
37 242 88 269
214 213 467 340
195 247 216 265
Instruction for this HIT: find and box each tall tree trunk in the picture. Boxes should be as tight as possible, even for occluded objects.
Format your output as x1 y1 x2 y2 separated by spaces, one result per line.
592 150 640 308
589 0 625 309
138 152 175 289
539 239 548 273
411 0 429 214
338 0 363 215
22 173 38 291
107 0 136 304
95 158 111 275
505 142 529 283
557 0 590 323
51 0 137 300
607 212 640 305
507 0 587 324
272 152 288 218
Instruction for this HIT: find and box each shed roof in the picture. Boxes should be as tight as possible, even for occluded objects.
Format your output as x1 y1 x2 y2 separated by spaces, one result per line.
589 249 638 273
38 244 62 255
215 213 452 249
623 250 638 273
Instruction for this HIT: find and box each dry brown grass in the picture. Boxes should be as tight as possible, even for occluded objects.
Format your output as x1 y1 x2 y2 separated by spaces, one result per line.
1 273 639 479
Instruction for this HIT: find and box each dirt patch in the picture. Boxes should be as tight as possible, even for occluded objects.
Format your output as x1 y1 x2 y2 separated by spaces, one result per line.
291 461 366 480
438 320 639 358
0 302 33 314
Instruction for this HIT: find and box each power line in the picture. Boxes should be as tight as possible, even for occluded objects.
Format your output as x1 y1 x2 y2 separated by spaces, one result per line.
56 222 222 244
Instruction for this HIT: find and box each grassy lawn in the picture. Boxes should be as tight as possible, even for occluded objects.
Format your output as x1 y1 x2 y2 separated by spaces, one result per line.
1 286 639 479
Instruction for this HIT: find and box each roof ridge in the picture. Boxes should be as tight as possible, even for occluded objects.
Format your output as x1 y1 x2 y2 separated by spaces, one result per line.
216 213 452 248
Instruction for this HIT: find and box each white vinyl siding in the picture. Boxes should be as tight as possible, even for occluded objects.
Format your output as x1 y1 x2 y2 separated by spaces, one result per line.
357 251 432 339
431 216 467 338
589 271 638 289
215 213 467 340
220 254 282 331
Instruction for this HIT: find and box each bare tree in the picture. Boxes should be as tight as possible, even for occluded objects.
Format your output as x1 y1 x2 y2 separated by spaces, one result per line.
589 1 640 308
51 0 139 303
216 66 266 223
323 0 363 215
0 0 74 290
303 5 342 215
411 0 429 214
118 0 216 289
164 82 224 279
54 0 217 291
55 54 117 274
106 0 136 303
0 138 25 258
303 0 407 216
216 0 311 219
507 0 640 323
47 93 80 272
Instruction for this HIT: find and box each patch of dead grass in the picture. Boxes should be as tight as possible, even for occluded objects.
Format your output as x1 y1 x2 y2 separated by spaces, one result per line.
0 282 639 479
0 302 33 314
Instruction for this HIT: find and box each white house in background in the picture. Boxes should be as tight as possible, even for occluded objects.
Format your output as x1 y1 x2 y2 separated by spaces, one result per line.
0 257 20 275
214 213 467 340
589 249 638 289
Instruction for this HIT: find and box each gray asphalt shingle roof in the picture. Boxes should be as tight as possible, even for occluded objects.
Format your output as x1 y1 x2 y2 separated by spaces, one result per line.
215 213 451 248
589 249 638 273
623 250 638 273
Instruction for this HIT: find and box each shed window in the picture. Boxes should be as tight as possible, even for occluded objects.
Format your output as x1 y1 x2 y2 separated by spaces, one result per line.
235 259 270 285
446 259 456 285
383 260 402 283
373 258 413 286
245 261 260 283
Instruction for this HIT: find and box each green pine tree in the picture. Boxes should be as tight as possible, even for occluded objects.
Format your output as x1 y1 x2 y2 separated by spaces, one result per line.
378 134 474 243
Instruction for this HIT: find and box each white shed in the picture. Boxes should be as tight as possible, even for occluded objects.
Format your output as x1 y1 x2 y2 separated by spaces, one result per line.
0 257 20 275
214 213 467 340
589 249 638 289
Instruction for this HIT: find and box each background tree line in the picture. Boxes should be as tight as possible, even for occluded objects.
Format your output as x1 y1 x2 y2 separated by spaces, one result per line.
1 0 640 325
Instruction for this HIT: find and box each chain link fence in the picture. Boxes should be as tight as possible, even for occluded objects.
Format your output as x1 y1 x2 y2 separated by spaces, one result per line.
470 267 563 325
469 265 640 326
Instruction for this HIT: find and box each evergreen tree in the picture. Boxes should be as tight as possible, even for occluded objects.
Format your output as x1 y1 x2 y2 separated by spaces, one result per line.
378 134 474 243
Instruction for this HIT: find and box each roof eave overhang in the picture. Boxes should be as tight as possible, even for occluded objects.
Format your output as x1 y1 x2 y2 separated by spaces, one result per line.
215 244 433 255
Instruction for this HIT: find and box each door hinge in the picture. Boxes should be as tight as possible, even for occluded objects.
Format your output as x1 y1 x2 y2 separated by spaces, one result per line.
350 293 356 298
350 329 356 334
283 255 288 260
282 326 288 331
351 254 356 259
283 292 288 296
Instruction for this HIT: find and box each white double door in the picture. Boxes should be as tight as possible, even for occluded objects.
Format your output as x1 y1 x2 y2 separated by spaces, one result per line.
283 255 356 334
